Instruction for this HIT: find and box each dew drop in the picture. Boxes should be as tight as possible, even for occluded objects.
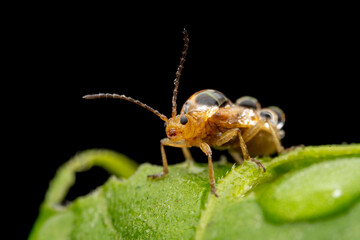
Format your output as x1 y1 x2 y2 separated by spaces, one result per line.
332 189 342 198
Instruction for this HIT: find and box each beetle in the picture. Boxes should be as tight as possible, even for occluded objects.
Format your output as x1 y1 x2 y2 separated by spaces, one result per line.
83 29 285 197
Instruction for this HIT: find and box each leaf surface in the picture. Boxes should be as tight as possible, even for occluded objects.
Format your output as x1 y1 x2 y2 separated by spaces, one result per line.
29 144 360 240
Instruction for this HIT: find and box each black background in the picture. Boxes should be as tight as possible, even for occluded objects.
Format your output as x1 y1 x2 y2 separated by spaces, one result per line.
5 5 359 239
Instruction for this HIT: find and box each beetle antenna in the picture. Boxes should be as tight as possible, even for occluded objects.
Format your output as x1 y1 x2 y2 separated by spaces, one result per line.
171 28 189 118
83 93 168 122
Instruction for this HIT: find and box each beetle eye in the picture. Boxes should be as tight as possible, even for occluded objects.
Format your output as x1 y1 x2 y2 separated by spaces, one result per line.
259 109 277 125
180 115 188 125
236 96 261 110
268 106 285 129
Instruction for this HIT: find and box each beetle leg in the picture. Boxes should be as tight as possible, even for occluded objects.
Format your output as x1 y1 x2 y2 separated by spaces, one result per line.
147 138 187 179
214 128 252 165
242 120 284 154
215 128 266 171
214 128 239 146
156 138 193 162
282 144 305 153
267 123 284 153
236 129 251 161
237 131 266 172
200 142 218 197
228 150 243 165
182 147 194 163
214 128 251 160
242 120 266 143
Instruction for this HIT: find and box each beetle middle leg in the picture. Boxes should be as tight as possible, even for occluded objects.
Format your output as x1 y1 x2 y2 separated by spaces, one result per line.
242 119 284 154
147 138 188 179
200 142 218 197
228 150 243 165
215 128 266 171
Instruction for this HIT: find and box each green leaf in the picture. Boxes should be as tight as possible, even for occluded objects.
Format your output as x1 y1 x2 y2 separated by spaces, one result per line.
29 144 360 240
29 149 138 240
258 158 360 222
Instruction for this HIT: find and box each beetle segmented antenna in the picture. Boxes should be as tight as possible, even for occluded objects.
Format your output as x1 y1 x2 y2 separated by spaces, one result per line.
171 28 189 118
83 93 168 122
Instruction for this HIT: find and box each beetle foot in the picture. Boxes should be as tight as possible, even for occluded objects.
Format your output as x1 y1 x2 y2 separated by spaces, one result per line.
211 184 219 198
147 172 167 180
282 144 305 154
251 158 266 172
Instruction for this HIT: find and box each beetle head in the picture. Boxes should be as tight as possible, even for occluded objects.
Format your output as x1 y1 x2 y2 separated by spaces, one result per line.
165 114 194 141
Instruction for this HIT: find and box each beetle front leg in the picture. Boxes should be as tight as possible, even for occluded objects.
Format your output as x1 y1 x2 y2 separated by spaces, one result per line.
147 138 187 179
147 139 169 179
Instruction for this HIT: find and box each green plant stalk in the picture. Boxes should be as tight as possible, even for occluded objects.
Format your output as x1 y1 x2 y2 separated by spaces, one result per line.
29 149 138 240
